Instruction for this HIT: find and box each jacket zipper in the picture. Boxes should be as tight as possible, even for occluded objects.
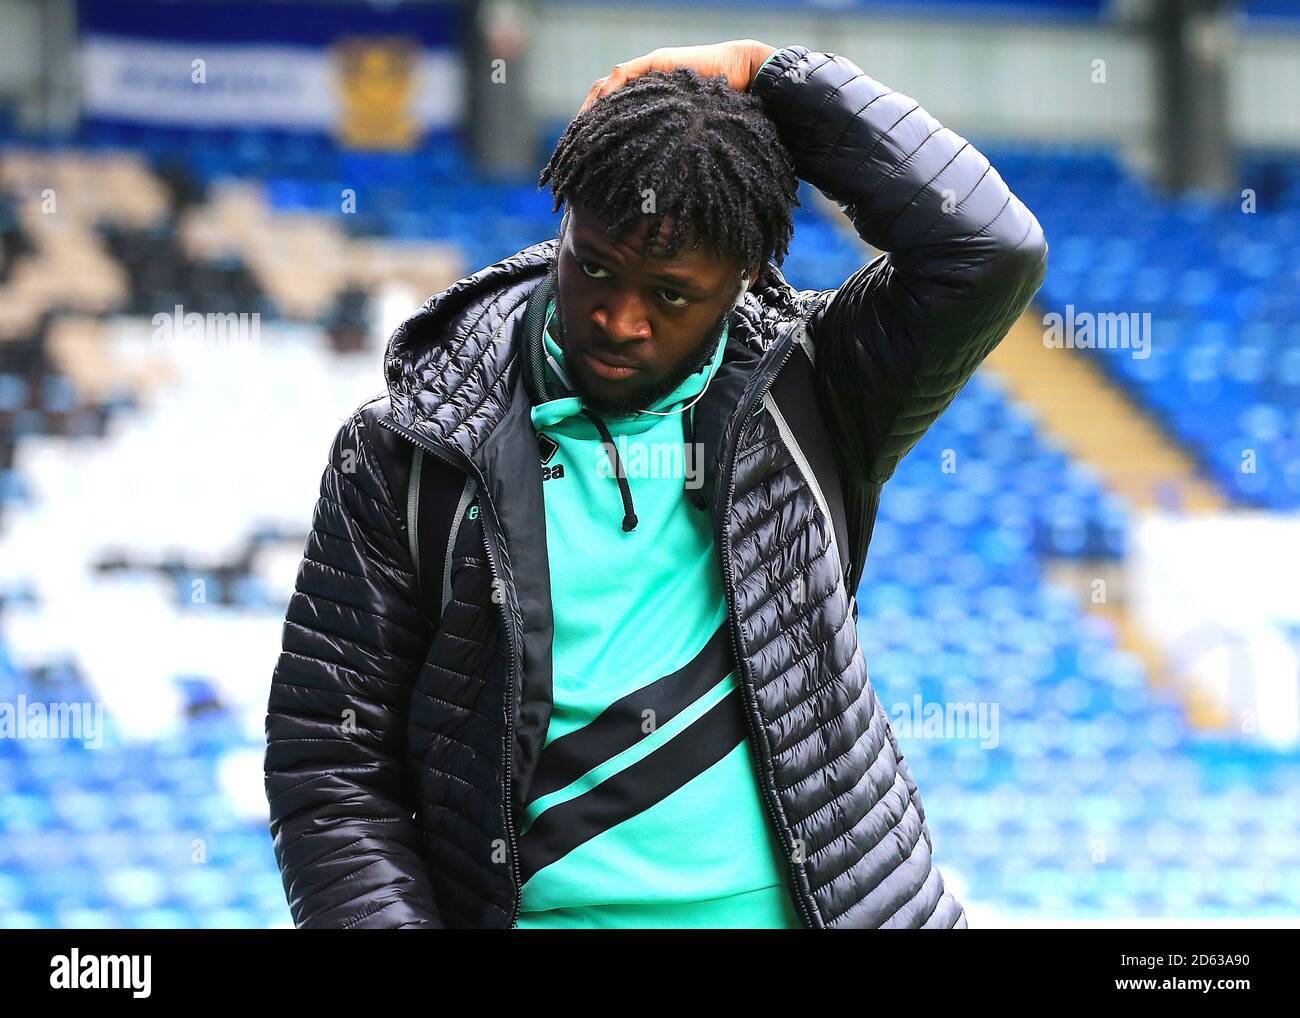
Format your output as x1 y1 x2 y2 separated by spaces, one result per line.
406 447 424 572
716 326 820 929
377 414 524 929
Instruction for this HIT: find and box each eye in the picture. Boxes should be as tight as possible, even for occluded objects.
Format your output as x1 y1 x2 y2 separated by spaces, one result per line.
579 260 611 279
659 289 690 308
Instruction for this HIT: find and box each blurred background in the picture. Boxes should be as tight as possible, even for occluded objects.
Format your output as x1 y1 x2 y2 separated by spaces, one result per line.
0 0 1297 929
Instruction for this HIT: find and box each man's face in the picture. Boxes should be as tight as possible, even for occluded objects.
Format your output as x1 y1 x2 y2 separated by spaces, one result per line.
552 201 752 416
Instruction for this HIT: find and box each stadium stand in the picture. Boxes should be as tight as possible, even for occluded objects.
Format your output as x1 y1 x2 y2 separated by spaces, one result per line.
994 149 1300 510
1 124 1298 926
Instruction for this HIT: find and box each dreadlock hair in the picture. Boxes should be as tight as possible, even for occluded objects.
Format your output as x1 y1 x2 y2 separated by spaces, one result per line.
538 67 799 278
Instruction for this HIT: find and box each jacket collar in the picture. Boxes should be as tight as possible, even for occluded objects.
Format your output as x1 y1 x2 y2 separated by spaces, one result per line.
383 238 558 465
382 236 799 507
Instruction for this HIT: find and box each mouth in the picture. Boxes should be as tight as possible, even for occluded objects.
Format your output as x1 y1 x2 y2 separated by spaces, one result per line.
580 347 643 381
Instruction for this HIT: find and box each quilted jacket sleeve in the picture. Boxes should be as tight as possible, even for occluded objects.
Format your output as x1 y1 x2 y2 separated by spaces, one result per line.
264 409 443 929
751 45 1048 485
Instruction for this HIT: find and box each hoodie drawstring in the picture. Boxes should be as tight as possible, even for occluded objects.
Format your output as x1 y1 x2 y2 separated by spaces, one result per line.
573 407 705 530
581 408 639 532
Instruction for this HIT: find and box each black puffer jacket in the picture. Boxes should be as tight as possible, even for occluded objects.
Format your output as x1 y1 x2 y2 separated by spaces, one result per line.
264 44 1047 928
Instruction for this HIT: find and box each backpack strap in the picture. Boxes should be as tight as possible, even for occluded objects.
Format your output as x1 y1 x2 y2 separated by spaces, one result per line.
769 337 870 601
407 446 478 622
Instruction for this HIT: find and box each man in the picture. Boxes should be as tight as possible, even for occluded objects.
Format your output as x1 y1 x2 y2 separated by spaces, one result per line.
264 39 1047 928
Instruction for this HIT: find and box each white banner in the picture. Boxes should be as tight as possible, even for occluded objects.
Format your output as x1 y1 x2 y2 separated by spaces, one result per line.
80 33 461 134
1130 511 1300 747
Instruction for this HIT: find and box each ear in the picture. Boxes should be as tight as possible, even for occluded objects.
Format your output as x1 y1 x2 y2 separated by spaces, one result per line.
737 263 760 297
734 272 751 307
550 209 571 274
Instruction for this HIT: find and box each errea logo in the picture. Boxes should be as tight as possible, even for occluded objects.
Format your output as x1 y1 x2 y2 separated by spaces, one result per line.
538 432 565 481
50 949 151 997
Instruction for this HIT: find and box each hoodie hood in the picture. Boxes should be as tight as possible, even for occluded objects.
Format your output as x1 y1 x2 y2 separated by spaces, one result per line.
521 265 731 531
527 298 730 433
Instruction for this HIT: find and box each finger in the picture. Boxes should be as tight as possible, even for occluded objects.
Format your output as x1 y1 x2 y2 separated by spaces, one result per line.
612 50 681 85
581 52 671 112
577 50 677 115
578 75 608 115
592 64 628 103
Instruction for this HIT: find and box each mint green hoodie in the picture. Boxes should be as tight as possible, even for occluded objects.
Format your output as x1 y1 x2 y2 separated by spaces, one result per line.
515 298 800 929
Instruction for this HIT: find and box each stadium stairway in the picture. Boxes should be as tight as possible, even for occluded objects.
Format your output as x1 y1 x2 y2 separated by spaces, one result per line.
982 310 1232 732
983 311 1225 513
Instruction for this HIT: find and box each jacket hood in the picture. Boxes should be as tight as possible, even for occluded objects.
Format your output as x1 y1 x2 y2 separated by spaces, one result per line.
383 239 557 440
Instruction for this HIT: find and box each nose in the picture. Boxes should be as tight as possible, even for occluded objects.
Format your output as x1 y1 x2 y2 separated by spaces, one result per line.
591 289 651 345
